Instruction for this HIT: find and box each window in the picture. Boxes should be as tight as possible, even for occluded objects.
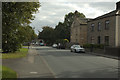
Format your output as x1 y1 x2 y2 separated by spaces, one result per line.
105 20 109 30
97 36 101 44
91 23 94 31
98 22 101 31
105 36 109 46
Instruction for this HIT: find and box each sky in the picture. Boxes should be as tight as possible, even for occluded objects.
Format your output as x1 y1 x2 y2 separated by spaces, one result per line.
30 0 120 35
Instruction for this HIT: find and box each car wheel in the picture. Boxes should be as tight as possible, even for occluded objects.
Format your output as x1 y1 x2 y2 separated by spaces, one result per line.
71 50 73 52
74 49 76 53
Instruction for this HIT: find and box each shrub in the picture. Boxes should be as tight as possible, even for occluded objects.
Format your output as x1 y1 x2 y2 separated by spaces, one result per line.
83 44 91 48
83 43 105 49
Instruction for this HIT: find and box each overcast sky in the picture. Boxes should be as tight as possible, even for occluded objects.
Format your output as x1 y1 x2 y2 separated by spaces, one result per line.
30 0 119 34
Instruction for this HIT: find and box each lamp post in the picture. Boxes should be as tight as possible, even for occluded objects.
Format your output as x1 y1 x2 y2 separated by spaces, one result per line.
28 42 30 49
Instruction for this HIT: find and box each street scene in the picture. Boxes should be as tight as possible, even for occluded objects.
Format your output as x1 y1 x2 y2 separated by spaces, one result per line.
3 46 118 78
1 0 120 79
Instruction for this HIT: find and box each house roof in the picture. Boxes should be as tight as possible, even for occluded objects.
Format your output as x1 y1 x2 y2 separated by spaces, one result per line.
88 10 120 22
76 18 92 25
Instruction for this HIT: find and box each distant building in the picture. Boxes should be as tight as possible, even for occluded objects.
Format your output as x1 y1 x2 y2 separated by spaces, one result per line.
70 17 91 45
87 1 120 47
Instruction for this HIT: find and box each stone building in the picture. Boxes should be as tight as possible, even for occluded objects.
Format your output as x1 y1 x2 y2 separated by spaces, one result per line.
87 1 120 47
70 18 91 45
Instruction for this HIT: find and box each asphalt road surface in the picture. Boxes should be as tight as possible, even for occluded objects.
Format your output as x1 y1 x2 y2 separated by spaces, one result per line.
3 46 118 78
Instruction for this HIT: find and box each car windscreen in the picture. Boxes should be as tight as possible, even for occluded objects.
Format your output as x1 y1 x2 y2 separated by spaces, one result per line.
74 46 80 48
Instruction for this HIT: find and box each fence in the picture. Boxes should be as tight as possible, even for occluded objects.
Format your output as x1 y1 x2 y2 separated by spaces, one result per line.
105 47 120 56
66 42 119 57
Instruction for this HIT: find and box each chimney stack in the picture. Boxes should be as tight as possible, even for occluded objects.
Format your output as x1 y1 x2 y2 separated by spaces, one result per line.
116 1 120 10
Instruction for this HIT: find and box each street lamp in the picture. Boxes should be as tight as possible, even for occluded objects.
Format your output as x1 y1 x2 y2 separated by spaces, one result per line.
28 42 30 49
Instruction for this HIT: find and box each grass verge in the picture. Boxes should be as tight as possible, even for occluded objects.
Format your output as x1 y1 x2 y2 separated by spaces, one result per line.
2 48 28 59
2 66 17 78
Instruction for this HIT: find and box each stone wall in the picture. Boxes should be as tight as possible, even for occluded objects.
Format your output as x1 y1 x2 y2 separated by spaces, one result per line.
105 47 120 56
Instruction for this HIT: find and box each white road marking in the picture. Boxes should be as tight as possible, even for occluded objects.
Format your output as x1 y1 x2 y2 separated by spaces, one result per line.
30 72 38 74
34 49 57 78
40 56 58 78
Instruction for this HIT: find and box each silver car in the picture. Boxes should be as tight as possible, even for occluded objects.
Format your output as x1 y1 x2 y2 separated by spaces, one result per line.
52 44 58 48
70 45 85 53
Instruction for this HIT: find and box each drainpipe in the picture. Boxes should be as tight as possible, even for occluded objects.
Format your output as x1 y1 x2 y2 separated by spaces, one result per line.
115 11 119 47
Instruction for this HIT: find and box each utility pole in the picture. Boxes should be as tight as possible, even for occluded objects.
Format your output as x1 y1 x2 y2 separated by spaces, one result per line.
28 42 30 49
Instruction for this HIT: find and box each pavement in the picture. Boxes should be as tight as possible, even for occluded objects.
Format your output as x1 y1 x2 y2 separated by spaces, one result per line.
2 46 119 78
2 46 55 78
88 52 119 60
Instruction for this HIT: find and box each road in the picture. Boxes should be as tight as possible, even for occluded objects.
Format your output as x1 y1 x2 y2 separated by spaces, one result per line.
3 46 118 78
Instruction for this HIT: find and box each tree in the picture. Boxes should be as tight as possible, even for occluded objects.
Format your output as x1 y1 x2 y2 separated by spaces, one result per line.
17 25 37 43
38 26 55 45
2 2 40 52
54 22 66 39
54 10 86 41
63 10 86 41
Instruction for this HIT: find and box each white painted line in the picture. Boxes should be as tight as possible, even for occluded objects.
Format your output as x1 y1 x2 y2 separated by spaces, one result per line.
34 49 57 78
40 56 58 78
30 72 38 74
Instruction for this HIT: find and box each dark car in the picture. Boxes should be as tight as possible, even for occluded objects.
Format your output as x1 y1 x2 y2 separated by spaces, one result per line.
57 43 65 49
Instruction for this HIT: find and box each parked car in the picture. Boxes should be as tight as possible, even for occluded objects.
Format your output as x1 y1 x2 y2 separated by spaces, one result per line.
40 43 44 46
57 43 65 49
31 43 35 45
52 44 58 48
36 42 39 46
70 45 85 53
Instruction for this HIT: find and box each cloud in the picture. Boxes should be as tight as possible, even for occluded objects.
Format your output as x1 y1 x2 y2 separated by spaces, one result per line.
30 1 118 34
39 0 118 2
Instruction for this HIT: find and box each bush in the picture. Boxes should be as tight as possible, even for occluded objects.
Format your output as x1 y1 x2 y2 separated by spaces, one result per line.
55 39 67 44
83 44 91 48
83 44 105 49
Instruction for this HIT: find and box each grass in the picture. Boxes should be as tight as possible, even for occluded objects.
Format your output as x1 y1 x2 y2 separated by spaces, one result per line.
1 66 17 78
2 48 28 59
1 47 28 79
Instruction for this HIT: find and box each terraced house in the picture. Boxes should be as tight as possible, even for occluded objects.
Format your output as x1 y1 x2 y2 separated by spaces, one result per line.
87 1 120 47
